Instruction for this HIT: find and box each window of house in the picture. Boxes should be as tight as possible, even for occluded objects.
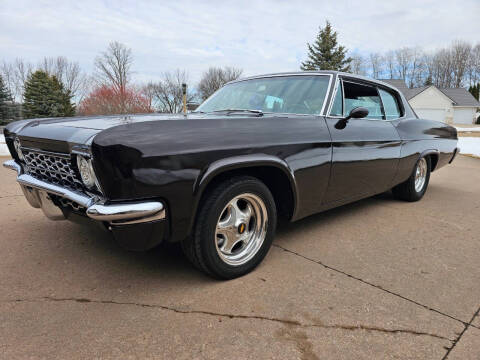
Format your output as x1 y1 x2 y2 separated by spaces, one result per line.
343 81 384 120
378 88 401 120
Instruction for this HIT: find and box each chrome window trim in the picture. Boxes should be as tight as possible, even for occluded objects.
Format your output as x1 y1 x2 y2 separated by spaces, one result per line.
326 76 341 117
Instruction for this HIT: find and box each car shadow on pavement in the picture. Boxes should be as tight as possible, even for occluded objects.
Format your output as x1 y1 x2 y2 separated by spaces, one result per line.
50 190 398 286
73 221 209 281
277 190 395 236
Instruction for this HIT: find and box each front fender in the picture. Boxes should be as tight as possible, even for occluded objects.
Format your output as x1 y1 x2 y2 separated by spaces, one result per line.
188 154 299 231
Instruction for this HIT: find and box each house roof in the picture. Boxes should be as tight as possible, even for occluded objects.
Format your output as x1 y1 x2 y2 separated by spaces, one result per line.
379 79 425 100
438 88 480 107
407 86 429 99
380 79 480 107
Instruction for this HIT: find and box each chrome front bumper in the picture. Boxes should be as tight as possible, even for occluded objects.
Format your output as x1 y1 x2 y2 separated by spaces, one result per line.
3 160 165 225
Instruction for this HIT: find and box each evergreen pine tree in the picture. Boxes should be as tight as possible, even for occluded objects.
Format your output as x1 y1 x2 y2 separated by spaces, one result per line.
23 70 75 118
424 76 433 86
23 71 55 118
301 21 352 72
0 74 14 124
468 83 480 101
50 75 75 116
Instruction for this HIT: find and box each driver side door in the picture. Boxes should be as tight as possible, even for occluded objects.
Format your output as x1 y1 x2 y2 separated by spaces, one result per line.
323 78 402 205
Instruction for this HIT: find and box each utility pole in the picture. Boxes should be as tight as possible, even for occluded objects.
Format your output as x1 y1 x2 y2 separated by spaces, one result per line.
182 83 187 115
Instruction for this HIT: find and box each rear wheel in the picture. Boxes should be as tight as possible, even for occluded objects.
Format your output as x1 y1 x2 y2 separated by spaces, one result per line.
182 176 277 279
392 156 431 202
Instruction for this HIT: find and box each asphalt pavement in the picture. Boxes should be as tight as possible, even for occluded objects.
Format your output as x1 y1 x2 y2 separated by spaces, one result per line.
0 155 479 359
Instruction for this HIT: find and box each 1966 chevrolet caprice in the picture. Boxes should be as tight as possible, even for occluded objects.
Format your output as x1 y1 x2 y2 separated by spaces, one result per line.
3 71 458 279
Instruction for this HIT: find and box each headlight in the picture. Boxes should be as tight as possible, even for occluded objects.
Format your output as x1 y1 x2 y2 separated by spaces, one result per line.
77 155 96 188
14 137 24 161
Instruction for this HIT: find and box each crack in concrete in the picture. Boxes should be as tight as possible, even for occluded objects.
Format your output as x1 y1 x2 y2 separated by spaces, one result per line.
273 244 471 328
442 306 480 359
0 194 23 199
2 296 452 342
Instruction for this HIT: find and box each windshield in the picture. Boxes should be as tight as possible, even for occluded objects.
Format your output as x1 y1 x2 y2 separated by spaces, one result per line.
196 75 331 115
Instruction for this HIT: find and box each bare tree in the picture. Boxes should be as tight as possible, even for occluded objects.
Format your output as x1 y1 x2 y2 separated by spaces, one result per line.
14 59 33 99
342 41 480 88
407 47 424 87
0 59 33 101
197 66 243 101
451 41 471 87
94 41 133 94
469 44 480 86
0 61 16 100
149 69 196 113
395 47 413 84
369 53 383 79
39 56 88 101
141 83 156 110
384 51 396 79
350 54 367 76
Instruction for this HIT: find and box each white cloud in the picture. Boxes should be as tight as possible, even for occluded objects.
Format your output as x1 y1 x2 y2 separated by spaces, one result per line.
1 0 479 84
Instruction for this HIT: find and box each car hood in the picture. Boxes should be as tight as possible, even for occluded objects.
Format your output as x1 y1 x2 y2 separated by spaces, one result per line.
4 114 190 152
5 112 287 153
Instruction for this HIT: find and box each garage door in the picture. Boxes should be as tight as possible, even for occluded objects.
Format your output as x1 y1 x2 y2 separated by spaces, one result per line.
453 108 474 124
414 109 446 122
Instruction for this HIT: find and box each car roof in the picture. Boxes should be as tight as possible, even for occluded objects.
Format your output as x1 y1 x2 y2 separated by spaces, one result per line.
228 71 400 92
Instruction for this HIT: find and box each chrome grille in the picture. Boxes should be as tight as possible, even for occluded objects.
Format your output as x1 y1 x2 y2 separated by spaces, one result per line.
56 196 86 212
22 149 84 192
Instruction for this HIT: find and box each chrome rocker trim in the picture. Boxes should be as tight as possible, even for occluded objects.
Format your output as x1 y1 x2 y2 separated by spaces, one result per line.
3 160 165 225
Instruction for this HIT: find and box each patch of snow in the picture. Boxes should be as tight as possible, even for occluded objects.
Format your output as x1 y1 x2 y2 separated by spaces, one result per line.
0 134 10 156
458 137 480 157
454 126 480 132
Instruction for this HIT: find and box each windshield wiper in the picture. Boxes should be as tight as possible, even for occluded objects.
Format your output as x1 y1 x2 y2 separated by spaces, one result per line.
209 109 264 116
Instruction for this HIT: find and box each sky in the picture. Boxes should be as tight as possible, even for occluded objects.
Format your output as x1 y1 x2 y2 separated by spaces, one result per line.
1 0 479 84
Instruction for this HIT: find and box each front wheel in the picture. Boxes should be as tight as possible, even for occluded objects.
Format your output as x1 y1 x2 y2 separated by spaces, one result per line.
182 176 277 279
392 156 431 202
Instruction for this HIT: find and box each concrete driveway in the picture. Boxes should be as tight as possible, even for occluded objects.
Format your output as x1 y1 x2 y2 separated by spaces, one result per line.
0 155 479 359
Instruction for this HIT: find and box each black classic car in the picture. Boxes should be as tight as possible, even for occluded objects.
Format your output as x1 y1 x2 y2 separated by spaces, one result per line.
3 71 458 279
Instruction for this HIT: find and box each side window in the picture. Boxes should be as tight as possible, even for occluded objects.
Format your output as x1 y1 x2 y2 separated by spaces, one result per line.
343 81 384 120
330 81 343 116
378 88 401 120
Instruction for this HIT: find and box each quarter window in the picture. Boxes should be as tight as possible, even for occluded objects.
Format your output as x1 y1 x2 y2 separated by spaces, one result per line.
378 89 401 120
330 81 343 116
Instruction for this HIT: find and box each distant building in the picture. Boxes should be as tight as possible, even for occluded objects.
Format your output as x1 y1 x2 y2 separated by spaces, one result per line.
186 102 199 111
381 79 480 124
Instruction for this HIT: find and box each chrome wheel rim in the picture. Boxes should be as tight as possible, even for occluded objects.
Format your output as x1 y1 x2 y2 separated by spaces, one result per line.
215 193 268 266
415 158 427 192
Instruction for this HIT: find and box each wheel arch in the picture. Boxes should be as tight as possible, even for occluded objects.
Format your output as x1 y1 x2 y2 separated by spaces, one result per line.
419 149 439 172
189 155 298 232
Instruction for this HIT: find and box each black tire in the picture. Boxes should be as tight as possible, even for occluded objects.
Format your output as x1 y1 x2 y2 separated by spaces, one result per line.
181 176 277 279
392 156 431 202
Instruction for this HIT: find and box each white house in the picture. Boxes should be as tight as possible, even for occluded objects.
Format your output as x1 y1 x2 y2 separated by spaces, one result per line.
381 79 480 124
